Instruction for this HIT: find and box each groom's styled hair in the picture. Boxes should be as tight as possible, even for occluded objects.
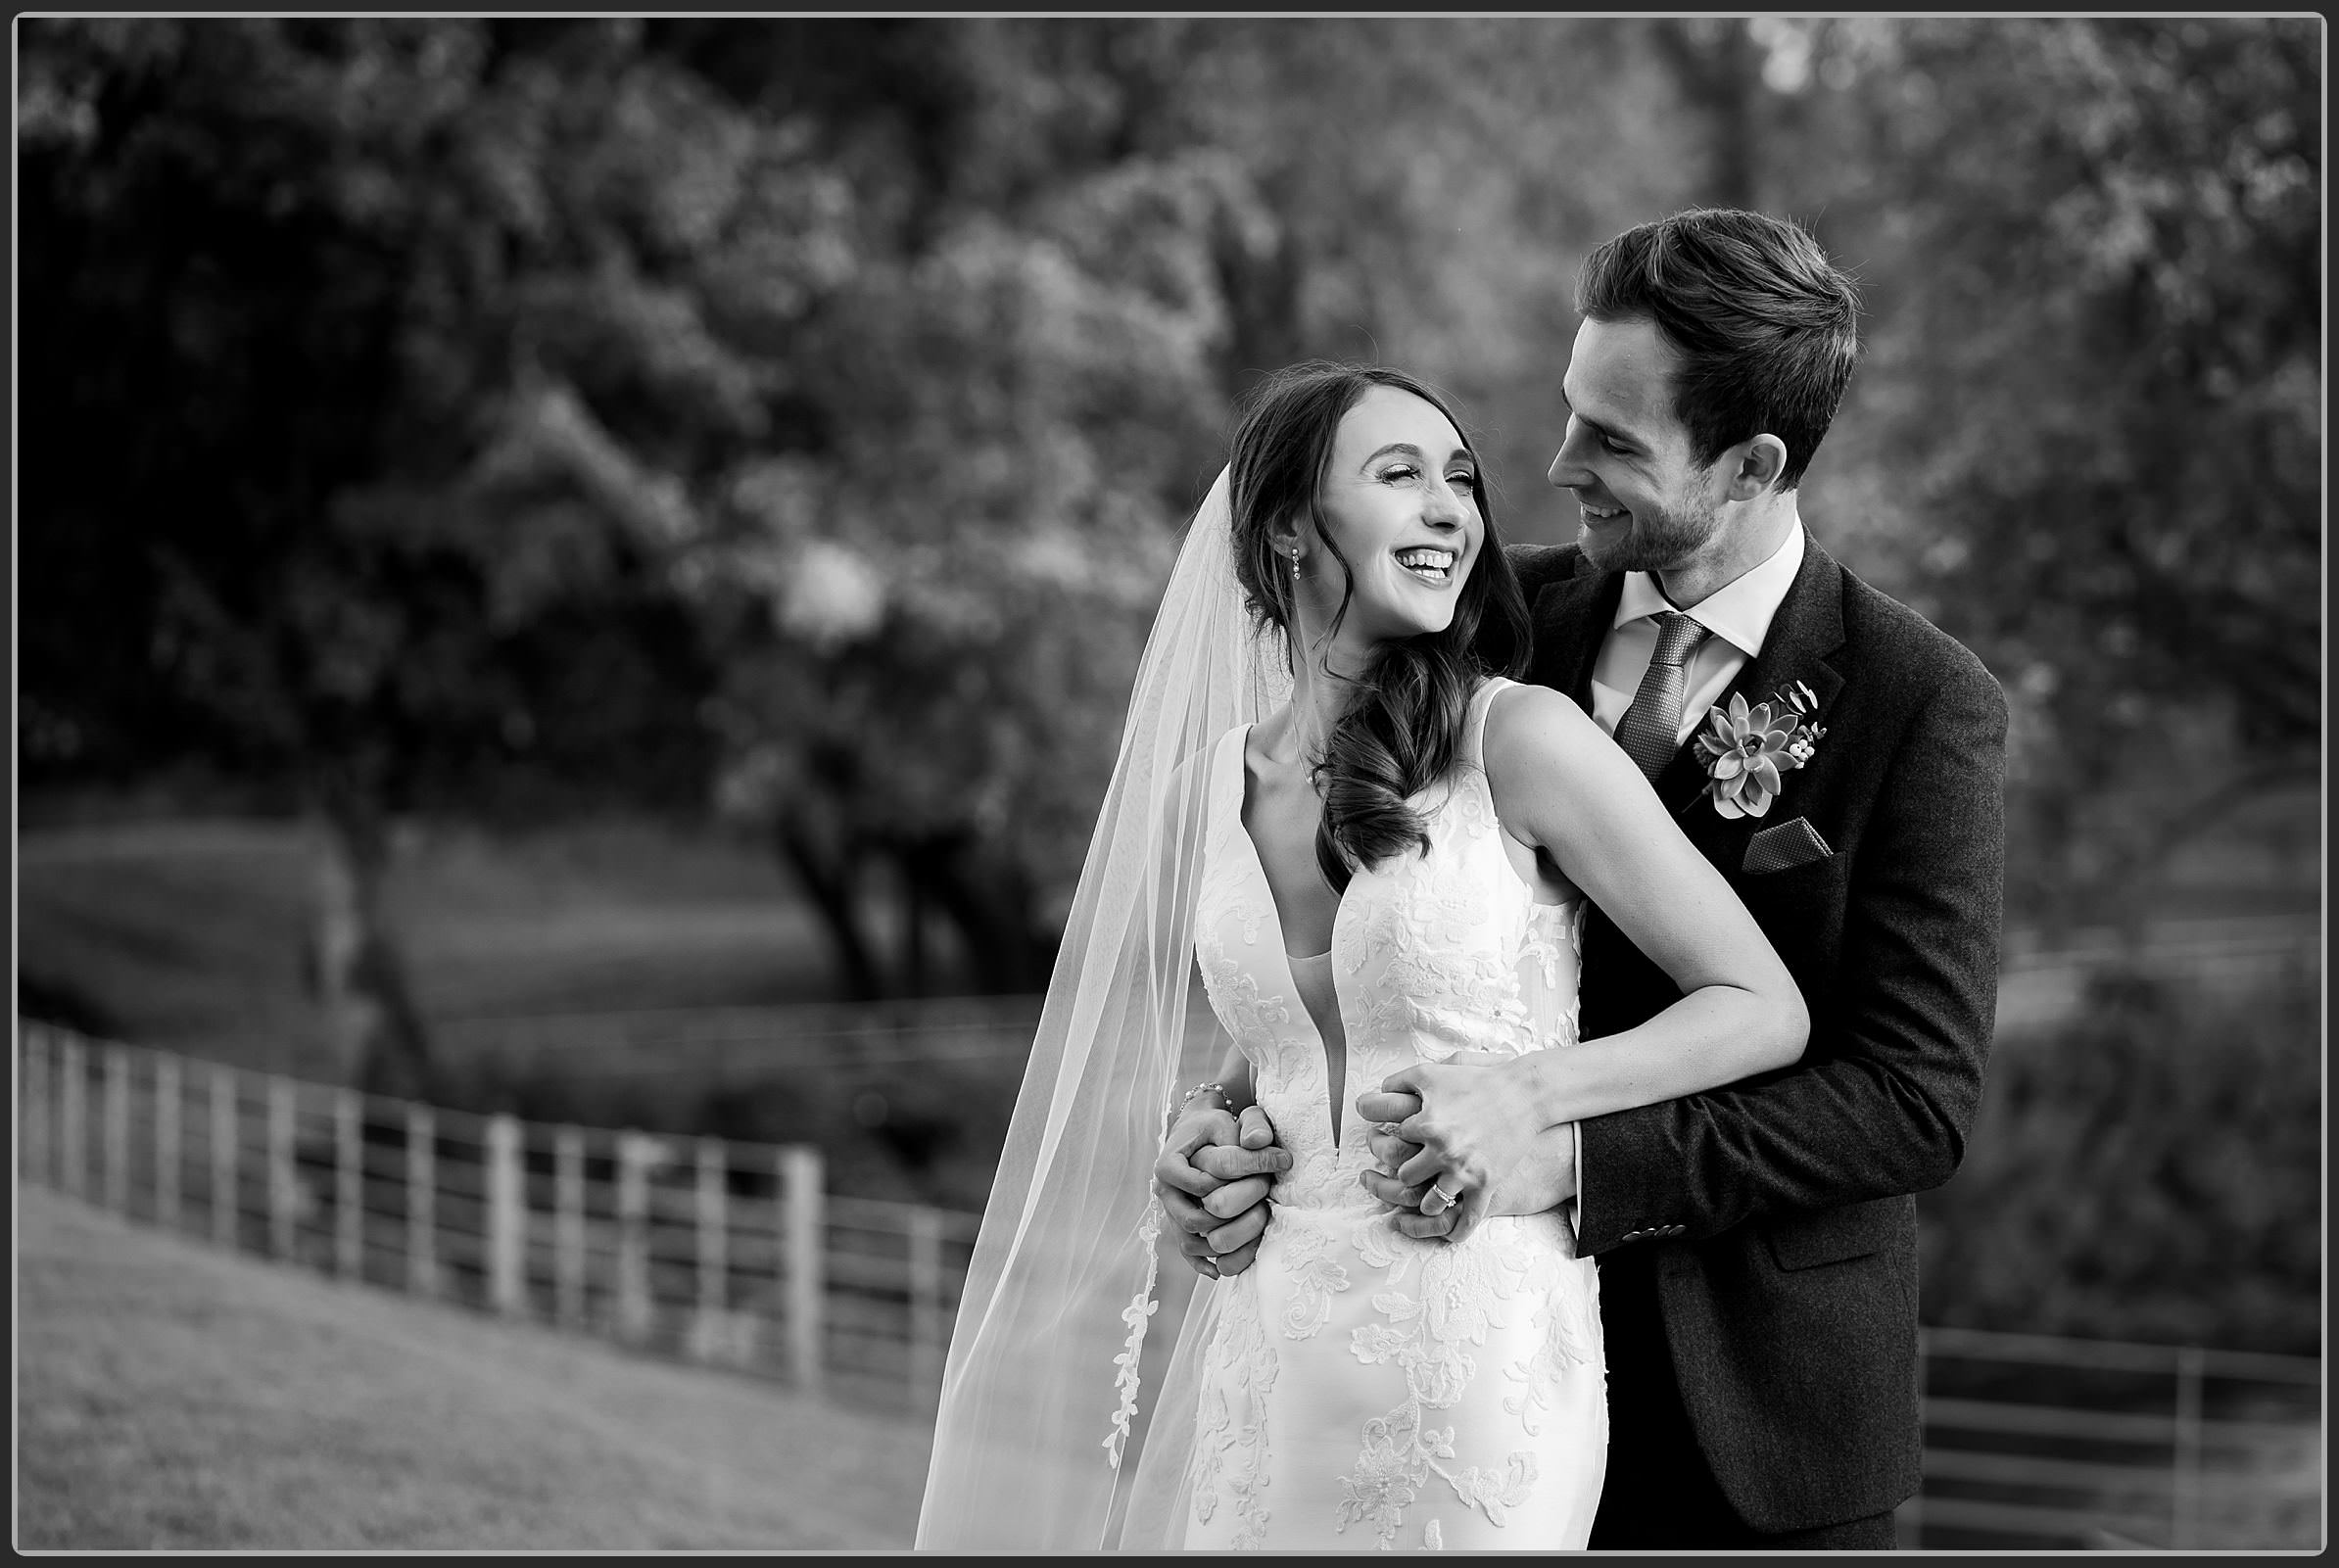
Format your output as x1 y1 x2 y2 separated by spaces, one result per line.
1577 208 1862 491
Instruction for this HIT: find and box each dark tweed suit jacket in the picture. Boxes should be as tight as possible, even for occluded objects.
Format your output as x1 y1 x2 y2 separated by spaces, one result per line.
1509 536 2008 1535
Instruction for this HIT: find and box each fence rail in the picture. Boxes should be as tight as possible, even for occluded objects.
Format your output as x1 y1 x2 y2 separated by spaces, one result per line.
1898 1328 2319 1548
17 1022 978 1413
16 1022 2323 1547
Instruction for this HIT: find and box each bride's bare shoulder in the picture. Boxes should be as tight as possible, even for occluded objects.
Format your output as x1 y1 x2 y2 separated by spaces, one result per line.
1482 681 1628 789
1484 680 1599 750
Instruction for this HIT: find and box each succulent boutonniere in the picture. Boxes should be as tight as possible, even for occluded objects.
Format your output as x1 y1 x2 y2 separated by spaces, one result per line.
1693 681 1827 820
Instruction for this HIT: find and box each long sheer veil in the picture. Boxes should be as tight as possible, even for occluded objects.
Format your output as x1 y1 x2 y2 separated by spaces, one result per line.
916 468 1288 1550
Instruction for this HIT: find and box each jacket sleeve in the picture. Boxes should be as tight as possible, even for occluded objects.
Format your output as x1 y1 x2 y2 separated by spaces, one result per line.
1574 649 2010 1252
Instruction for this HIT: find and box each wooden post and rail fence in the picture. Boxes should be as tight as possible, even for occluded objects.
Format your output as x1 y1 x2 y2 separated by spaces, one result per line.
18 1020 977 1413
15 1020 2321 1548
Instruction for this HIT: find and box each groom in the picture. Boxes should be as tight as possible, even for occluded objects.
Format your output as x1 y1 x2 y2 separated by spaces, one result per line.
1155 207 2007 1548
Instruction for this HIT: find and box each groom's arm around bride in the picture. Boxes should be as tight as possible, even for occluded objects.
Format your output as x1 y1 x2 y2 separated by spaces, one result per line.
1380 208 2008 1549
1440 530 2008 1549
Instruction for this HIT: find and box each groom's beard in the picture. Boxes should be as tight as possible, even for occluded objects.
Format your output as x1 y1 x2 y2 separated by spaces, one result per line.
1578 482 1722 575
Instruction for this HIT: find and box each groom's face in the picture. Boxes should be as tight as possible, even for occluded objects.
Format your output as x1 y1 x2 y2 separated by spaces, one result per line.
1548 316 1726 575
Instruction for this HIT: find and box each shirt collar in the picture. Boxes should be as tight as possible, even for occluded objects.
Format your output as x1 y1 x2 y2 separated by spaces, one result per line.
1610 525 1806 658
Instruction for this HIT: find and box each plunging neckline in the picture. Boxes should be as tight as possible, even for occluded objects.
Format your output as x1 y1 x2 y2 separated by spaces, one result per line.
1235 724 1356 1150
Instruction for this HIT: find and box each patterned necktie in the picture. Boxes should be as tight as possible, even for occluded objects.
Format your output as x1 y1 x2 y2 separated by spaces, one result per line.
1613 610 1710 781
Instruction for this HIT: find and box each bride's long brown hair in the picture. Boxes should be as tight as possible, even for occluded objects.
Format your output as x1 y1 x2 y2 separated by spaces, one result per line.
1226 362 1531 891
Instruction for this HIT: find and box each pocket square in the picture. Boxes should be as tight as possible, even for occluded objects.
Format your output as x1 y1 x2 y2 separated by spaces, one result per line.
1742 816 1833 875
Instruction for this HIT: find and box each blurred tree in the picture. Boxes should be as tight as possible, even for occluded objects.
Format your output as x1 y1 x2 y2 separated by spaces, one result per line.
1646 18 1766 210
18 19 719 1092
660 20 1249 993
20 15 2316 1022
669 17 1714 989
1169 19 1699 525
1762 18 2321 927
1918 965 2319 1354
18 17 1259 1013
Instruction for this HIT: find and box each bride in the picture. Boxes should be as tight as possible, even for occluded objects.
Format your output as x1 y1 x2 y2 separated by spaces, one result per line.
916 363 1805 1551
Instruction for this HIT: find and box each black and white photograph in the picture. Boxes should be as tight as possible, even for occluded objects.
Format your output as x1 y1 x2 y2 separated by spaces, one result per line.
15 14 2322 1554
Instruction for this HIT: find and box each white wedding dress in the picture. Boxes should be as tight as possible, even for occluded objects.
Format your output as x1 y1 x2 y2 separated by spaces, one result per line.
1178 677 1607 1551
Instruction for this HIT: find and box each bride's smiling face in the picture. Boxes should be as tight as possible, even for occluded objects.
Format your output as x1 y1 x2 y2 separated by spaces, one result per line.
1294 386 1484 651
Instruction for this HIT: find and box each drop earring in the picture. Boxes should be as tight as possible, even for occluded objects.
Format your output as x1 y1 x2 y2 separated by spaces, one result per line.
1290 545 1302 582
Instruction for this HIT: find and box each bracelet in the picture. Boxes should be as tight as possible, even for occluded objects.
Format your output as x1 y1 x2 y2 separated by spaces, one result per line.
1177 1080 1231 1114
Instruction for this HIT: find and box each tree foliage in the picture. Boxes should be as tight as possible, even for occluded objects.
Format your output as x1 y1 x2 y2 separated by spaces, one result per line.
19 20 723 1087
1919 965 2320 1354
18 17 2321 1014
641 22 1263 991
1756 18 2321 919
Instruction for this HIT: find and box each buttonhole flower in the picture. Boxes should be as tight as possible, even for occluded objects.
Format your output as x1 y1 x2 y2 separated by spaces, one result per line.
1694 687 1827 820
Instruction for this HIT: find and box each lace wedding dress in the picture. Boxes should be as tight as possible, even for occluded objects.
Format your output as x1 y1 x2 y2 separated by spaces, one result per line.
1178 677 1606 1551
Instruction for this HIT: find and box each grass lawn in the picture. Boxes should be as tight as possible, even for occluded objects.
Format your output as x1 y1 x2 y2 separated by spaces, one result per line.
15 821 338 1075
17 814 854 1077
16 1186 933 1550
18 786 2315 1078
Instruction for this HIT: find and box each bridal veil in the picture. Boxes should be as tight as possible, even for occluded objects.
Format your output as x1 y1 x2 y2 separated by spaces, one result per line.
916 468 1287 1550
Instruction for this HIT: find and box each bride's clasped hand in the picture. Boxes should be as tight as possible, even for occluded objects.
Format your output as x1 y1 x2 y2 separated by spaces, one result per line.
1352 1048 1535 1237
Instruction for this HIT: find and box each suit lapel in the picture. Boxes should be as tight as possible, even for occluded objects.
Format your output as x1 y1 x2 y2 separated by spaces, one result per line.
1526 540 1851 857
1672 540 1850 858
1724 538 1848 729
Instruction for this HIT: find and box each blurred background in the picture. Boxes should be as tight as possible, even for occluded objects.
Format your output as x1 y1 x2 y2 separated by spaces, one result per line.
14 14 2321 1548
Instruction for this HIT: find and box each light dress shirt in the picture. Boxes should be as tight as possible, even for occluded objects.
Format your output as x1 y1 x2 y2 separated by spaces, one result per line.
1569 523 1807 1233
1589 523 1808 746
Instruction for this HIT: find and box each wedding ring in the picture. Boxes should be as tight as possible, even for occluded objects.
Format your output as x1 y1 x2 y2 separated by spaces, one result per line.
1432 1178 1464 1207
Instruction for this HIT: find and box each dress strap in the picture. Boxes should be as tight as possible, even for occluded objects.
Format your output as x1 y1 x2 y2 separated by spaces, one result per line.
1208 723 1253 845
1463 676 1516 777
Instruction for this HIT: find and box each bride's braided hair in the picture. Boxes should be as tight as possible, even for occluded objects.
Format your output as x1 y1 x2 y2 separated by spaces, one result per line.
1225 362 1531 892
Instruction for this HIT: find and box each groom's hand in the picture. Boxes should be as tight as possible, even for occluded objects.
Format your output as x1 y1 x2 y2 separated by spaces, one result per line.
1155 1102 1289 1279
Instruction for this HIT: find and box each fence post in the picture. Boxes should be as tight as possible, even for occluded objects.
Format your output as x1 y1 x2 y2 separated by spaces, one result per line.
1898 1335 1928 1549
406 1103 436 1297
486 1114 525 1317
780 1144 824 1391
554 1126 586 1330
102 1042 131 1213
693 1136 728 1363
267 1075 298 1260
908 1206 945 1408
211 1065 238 1249
23 1024 52 1187
58 1032 85 1200
335 1088 363 1282
2172 1345 2205 1548
615 1131 654 1345
155 1053 181 1231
